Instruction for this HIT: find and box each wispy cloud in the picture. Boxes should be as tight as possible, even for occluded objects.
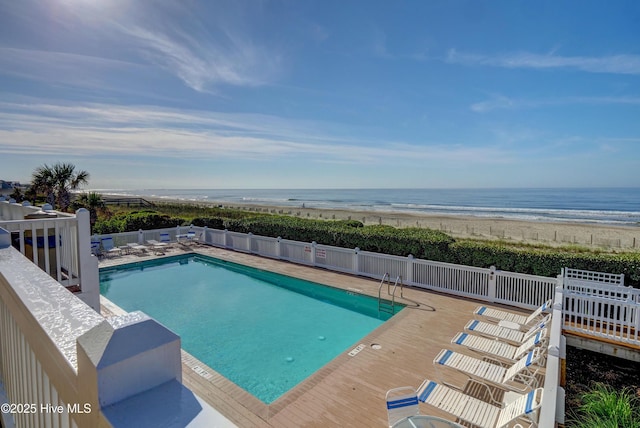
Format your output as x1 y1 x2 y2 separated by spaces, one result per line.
0 101 513 165
0 47 144 87
118 23 282 93
447 49 640 75
471 94 640 113
0 1 285 94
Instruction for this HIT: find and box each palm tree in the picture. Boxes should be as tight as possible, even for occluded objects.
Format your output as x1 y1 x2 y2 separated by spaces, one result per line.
73 192 106 229
31 162 90 211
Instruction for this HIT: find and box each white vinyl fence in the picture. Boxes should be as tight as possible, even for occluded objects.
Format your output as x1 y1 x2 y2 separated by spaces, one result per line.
101 226 559 309
562 268 640 346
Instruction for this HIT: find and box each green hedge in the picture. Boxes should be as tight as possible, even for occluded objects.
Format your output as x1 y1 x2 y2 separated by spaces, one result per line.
96 210 640 286
93 211 184 234
450 240 640 285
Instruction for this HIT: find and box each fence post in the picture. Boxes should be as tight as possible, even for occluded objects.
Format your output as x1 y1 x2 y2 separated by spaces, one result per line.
224 229 229 248
311 241 317 266
138 229 144 244
406 254 414 285
354 247 360 275
76 208 100 311
488 265 496 302
276 236 282 260
248 232 253 253
203 226 208 245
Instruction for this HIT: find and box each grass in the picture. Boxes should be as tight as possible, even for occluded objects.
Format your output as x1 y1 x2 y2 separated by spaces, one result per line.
567 383 640 428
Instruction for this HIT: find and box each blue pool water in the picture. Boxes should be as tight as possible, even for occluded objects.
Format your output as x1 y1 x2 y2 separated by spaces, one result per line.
100 254 397 404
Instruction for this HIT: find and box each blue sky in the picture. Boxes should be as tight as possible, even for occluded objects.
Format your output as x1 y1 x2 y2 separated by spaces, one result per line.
1 0 639 189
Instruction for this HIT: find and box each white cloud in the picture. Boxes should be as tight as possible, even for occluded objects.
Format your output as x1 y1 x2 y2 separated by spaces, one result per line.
471 94 640 113
447 49 640 75
0 101 513 165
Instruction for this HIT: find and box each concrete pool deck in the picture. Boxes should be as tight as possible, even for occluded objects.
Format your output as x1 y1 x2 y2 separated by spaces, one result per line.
99 244 538 427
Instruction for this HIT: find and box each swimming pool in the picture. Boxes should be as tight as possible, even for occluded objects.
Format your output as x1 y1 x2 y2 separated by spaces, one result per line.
100 254 399 404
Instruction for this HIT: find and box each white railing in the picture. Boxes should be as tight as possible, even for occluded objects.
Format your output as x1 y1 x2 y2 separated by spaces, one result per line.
314 244 355 274
0 203 99 311
563 267 624 286
538 283 566 427
412 258 490 300
99 227 558 309
562 276 640 345
0 245 190 427
0 200 73 221
494 270 559 308
249 234 279 259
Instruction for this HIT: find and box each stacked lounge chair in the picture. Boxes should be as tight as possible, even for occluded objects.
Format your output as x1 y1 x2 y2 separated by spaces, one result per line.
386 300 552 427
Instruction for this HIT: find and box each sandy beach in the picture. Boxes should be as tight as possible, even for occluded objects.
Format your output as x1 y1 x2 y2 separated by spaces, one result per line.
124 195 640 251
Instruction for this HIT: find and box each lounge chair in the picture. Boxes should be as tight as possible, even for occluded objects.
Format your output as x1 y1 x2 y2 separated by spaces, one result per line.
474 300 552 331
385 386 420 427
176 231 191 244
159 232 173 247
146 239 167 255
433 348 544 404
417 379 543 428
100 236 122 258
451 328 548 365
91 238 102 257
464 314 551 346
127 242 148 254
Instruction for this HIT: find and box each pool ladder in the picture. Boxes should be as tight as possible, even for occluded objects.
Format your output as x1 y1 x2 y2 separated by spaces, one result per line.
378 273 403 315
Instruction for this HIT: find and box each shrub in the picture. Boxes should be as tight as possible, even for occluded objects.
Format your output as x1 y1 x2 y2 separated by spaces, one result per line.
449 240 640 285
93 211 184 234
567 383 640 428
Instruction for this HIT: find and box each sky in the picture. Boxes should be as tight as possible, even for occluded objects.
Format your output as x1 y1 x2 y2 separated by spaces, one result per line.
0 0 639 190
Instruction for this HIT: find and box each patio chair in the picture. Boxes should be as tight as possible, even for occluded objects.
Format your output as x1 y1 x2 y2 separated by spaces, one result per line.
417 379 543 428
474 300 552 331
176 231 192 245
451 328 548 365
90 238 102 257
145 239 167 255
433 347 544 405
385 386 420 427
464 314 551 346
159 232 174 247
100 236 122 258
127 242 148 254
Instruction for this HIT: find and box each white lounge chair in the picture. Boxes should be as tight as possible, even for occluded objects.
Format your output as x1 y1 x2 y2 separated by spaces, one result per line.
146 239 167 255
176 231 194 245
127 242 148 254
474 300 552 331
385 386 420 427
464 314 551 346
417 380 543 428
100 236 122 258
433 348 544 404
451 328 548 365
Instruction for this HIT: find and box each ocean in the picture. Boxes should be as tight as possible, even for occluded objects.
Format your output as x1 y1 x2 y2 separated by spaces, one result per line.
99 188 640 226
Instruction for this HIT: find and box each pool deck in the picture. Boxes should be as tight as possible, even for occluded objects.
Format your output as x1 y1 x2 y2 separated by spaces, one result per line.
99 244 534 427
